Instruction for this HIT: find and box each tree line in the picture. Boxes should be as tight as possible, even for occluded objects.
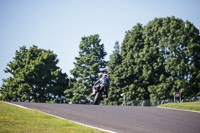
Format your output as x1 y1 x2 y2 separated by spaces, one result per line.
1 16 200 105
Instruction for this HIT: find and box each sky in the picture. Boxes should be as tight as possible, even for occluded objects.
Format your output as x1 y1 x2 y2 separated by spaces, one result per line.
0 0 200 86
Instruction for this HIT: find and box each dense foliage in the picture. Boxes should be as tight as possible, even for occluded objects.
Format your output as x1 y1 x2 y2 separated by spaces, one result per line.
106 16 200 105
65 34 107 104
0 45 69 103
104 42 123 105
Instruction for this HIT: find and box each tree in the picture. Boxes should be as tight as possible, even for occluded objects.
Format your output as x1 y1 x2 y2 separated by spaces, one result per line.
65 34 107 104
0 45 69 103
107 16 200 105
119 23 150 105
105 41 122 105
146 17 200 104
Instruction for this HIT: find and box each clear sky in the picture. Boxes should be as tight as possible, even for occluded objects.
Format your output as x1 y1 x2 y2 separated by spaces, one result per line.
0 0 200 86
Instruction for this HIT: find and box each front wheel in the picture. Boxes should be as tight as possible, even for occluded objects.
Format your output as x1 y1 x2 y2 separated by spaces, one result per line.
93 92 101 105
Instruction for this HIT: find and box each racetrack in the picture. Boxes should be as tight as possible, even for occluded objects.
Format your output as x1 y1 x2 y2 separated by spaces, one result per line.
11 102 200 133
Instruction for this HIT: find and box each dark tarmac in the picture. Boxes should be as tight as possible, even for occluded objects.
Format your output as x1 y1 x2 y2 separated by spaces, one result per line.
11 102 200 133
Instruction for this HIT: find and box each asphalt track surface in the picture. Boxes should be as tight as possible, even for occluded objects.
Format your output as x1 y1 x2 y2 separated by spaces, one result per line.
11 102 200 133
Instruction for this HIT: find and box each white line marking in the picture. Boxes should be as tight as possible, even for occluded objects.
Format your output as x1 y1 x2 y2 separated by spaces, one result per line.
157 106 200 113
6 102 118 133
6 102 32 110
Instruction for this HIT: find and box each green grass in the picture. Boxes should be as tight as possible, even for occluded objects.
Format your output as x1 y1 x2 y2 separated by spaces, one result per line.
0 101 105 133
158 101 200 112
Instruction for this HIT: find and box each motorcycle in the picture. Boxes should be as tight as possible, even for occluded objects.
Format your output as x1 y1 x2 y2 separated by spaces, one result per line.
93 84 108 105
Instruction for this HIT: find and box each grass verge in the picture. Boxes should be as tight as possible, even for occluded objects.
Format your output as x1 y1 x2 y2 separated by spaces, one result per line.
0 101 105 133
158 101 200 112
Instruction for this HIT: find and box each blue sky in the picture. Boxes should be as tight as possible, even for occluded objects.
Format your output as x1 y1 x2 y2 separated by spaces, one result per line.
0 0 200 86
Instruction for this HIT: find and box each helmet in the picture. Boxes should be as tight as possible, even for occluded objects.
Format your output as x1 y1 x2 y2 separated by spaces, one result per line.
103 74 108 77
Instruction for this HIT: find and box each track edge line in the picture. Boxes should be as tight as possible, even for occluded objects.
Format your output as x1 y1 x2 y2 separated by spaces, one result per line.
156 106 200 113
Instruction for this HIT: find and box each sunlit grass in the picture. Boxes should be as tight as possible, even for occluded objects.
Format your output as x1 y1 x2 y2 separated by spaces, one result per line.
158 101 200 112
0 101 105 133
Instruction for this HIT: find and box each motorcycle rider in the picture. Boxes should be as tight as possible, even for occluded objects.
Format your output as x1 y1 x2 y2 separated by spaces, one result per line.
91 74 110 98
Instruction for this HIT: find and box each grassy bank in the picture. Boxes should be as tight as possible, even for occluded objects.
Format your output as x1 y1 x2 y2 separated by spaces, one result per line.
158 101 200 112
0 101 105 133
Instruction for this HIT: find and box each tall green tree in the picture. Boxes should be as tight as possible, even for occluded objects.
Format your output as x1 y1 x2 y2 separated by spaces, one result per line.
105 41 122 105
0 45 69 103
118 24 150 105
65 34 107 104
146 17 200 104
107 16 200 105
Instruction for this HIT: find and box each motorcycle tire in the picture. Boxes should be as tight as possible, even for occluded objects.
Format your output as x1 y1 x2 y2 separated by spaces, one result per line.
93 92 101 105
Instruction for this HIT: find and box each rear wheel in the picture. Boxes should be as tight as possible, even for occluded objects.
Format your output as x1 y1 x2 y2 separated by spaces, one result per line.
93 92 101 105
